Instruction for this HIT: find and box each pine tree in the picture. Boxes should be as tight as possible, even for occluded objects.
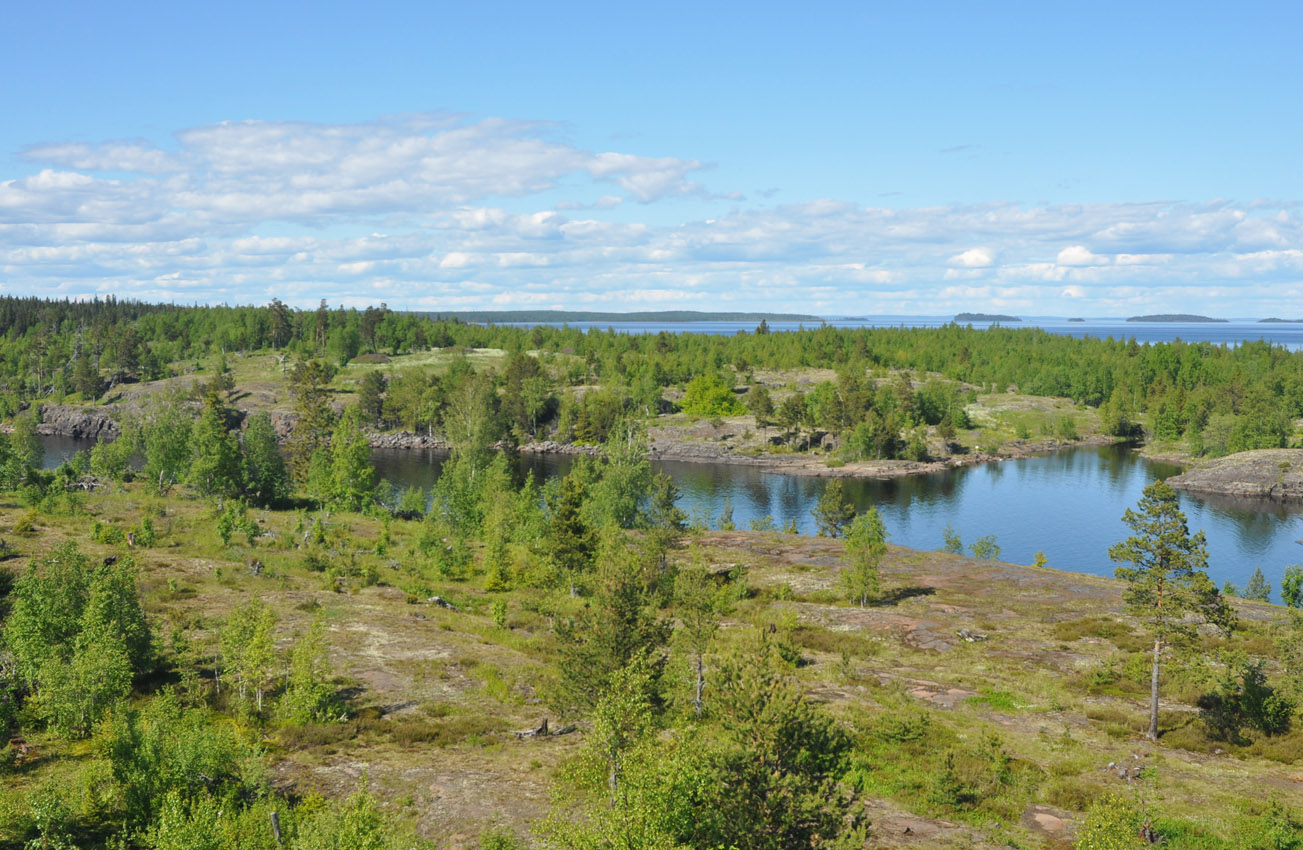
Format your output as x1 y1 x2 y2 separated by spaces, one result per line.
1109 480 1235 741
1243 566 1271 602
674 552 733 716
554 527 669 715
546 473 594 596
811 479 855 538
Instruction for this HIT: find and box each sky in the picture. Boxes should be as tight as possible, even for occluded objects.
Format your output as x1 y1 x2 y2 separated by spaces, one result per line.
2 1 1301 317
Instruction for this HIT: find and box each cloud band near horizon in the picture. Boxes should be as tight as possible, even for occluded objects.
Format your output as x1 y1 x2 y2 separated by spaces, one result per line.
2 113 1300 317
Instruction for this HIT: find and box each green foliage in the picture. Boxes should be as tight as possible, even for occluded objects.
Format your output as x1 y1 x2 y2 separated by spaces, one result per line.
10 410 43 471
357 369 387 425
280 615 341 725
287 359 338 485
1243 566 1271 602
747 384 774 424
1282 565 1303 608
1277 612 1303 710
142 392 195 495
841 507 886 606
968 534 1000 560
396 485 427 517
20 790 78 850
674 551 734 716
1075 794 1147 850
553 527 670 715
221 598 279 715
589 656 656 801
216 499 259 547
329 405 378 511
133 515 157 547
1198 659 1293 741
680 373 745 417
545 471 594 593
242 412 289 506
810 479 855 538
189 399 245 498
695 633 857 849
4 544 150 736
294 786 411 850
582 424 652 530
100 692 266 831
940 523 963 554
1109 480 1234 740
90 425 141 482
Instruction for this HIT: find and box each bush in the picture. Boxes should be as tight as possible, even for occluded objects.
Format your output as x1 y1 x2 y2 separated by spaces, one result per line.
968 534 1000 560
1199 660 1293 741
680 374 745 417
1076 794 1147 849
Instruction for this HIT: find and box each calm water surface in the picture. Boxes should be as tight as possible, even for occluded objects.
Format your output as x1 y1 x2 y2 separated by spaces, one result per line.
494 317 1303 350
43 435 1303 602
369 442 1303 602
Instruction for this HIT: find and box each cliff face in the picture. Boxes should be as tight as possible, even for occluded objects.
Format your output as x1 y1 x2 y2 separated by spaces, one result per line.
36 404 119 441
1166 449 1303 501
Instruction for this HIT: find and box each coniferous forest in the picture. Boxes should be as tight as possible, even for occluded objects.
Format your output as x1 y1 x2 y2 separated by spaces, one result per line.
0 295 1300 848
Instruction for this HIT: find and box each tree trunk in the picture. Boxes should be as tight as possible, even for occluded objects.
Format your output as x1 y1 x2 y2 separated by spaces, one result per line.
693 652 704 717
1148 638 1162 741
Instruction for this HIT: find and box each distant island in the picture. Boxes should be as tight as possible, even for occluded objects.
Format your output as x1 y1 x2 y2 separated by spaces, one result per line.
415 309 822 323
954 312 1021 323
1259 317 1303 323
1126 314 1227 323
1067 318 1085 323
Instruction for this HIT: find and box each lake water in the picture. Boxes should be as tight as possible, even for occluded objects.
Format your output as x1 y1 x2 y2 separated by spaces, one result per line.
41 436 1303 602
494 317 1303 350
369 442 1303 602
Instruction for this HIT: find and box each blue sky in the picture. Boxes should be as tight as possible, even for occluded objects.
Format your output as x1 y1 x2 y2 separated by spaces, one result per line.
2 1 1301 316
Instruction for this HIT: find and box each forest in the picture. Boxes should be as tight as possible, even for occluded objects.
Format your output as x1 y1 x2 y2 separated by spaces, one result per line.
0 295 1301 848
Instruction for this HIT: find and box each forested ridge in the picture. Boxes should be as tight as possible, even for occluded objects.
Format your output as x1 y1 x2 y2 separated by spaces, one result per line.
0 296 1300 848
0 295 1299 461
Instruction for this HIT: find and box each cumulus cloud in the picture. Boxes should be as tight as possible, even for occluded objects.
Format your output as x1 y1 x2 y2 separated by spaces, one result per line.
950 247 994 267
1056 245 1109 266
2 114 1303 314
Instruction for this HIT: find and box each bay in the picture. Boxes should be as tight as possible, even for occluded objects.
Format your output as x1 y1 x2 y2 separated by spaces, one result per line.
371 442 1303 603
43 435 1303 602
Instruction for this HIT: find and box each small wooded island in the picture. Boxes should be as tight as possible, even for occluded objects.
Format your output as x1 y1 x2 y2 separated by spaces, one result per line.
954 312 1021 322
1126 313 1227 322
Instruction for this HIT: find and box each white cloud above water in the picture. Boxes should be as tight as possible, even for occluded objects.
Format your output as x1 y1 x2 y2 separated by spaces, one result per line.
2 114 1302 316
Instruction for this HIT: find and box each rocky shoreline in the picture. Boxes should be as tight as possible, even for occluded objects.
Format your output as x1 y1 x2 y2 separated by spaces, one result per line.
1166 448 1303 501
30 402 1121 481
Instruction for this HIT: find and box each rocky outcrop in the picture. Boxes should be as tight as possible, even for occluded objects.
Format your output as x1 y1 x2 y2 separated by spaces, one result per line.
1167 449 1303 501
36 404 119 440
367 431 447 450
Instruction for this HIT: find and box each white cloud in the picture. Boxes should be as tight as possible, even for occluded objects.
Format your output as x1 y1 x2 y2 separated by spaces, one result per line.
2 114 1302 314
949 247 994 267
1056 245 1109 266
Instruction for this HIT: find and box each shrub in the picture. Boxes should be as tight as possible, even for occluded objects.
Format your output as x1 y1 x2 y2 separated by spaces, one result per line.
680 374 745 417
